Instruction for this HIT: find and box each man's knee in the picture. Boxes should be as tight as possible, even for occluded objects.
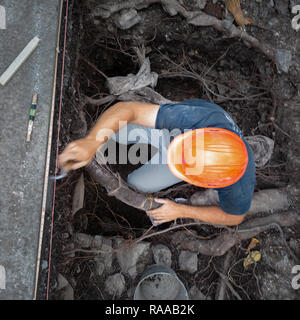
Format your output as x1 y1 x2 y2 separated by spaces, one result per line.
127 171 161 193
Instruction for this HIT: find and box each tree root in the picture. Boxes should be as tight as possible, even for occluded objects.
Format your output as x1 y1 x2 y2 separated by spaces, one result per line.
85 159 162 211
190 188 290 215
171 211 299 257
215 249 234 300
85 159 291 217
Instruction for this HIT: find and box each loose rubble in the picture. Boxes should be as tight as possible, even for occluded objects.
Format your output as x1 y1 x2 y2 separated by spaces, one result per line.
178 250 198 274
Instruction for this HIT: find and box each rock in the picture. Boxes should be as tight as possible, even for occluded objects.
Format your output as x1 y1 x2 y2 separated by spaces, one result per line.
105 273 126 298
60 284 74 300
275 49 292 73
274 0 289 15
152 244 172 267
72 173 85 216
93 237 114 275
178 251 198 274
189 285 210 300
95 261 105 276
73 233 103 249
271 75 296 100
268 16 280 27
116 241 151 278
93 6 111 19
100 238 114 273
41 260 48 271
261 236 296 275
115 8 142 30
93 0 149 19
216 84 228 96
162 3 178 16
57 273 69 290
56 274 74 300
244 135 275 168
187 0 207 10
62 242 75 258
258 235 299 299
289 238 300 257
260 270 298 300
127 286 135 299
73 233 93 248
91 235 103 248
268 0 275 8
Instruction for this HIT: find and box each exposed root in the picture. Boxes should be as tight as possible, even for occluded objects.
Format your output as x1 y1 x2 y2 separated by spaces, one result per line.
171 211 299 257
85 159 162 211
190 188 290 215
215 249 234 300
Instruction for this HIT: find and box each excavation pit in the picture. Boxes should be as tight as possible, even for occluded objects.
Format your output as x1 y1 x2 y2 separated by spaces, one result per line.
36 0 300 300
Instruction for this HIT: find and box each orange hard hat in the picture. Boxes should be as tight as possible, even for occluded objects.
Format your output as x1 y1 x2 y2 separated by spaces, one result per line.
167 128 248 188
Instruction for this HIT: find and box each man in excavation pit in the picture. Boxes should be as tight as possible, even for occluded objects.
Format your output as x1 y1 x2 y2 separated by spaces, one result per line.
59 99 256 226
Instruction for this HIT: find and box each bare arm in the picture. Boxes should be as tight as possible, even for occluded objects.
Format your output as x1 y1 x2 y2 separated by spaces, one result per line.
59 101 159 170
147 199 245 226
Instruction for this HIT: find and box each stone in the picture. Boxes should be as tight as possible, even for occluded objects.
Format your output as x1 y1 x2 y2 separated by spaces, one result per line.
63 242 75 258
296 38 300 52
271 75 295 100
57 273 69 290
56 273 74 300
178 250 198 274
60 284 74 300
105 273 126 298
152 244 172 267
41 260 48 270
73 233 102 249
268 16 280 27
100 238 114 273
216 84 228 96
274 0 289 15
115 8 142 30
187 0 207 10
275 49 292 73
162 3 178 16
259 270 298 300
73 233 93 248
91 235 103 248
116 241 151 278
244 135 275 168
94 237 114 275
189 285 211 300
95 261 105 276
258 235 299 299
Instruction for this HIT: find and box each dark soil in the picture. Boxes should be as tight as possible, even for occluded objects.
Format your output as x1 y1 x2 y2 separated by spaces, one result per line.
37 0 300 300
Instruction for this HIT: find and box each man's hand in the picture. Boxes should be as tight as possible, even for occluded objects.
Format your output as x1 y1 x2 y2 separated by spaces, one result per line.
58 137 101 171
146 198 183 225
58 101 159 172
147 198 246 226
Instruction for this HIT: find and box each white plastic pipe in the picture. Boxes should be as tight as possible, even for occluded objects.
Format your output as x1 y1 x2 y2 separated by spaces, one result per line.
0 36 40 86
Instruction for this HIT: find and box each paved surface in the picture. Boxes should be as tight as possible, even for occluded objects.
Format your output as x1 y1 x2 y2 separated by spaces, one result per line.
0 0 60 299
